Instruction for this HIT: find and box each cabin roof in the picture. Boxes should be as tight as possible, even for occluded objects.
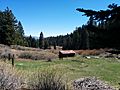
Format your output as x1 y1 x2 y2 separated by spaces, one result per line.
59 50 75 54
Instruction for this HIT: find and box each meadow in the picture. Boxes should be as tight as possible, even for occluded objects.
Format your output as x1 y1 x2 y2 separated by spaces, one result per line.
13 56 120 88
0 45 120 89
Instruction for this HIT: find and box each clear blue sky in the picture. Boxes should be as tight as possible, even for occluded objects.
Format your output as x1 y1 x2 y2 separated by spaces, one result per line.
0 0 120 37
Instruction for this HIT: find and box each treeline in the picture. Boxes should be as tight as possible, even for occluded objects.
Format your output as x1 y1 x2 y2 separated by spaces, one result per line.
46 3 120 50
1 4 120 50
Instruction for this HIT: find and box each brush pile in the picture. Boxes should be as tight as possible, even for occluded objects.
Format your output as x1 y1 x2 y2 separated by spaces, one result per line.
73 77 115 90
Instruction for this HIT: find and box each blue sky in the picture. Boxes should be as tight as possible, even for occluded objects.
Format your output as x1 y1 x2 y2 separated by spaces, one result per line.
0 0 120 37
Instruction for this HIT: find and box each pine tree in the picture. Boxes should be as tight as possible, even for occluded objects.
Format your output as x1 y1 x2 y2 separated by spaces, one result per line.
44 40 49 49
28 35 32 47
17 21 24 36
72 29 81 50
53 41 56 50
0 11 5 44
31 37 37 48
76 3 120 49
14 21 25 45
39 32 44 49
0 7 17 45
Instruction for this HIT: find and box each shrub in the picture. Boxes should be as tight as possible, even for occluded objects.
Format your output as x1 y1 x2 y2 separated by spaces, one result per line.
75 49 105 56
11 45 40 51
18 51 58 60
0 48 14 61
18 52 32 59
28 70 67 90
11 45 29 51
0 44 9 49
0 62 24 90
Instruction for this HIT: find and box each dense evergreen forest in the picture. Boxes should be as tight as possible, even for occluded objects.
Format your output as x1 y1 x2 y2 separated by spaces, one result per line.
0 3 120 50
46 3 120 50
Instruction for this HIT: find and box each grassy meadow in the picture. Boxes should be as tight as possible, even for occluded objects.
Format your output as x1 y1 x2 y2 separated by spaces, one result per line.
0 45 120 89
13 56 120 88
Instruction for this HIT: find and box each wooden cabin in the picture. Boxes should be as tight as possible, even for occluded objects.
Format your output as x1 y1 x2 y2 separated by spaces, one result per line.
59 50 76 59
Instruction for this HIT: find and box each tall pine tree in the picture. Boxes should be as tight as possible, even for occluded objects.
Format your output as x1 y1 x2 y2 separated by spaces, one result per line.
14 21 25 45
39 32 44 49
0 7 17 45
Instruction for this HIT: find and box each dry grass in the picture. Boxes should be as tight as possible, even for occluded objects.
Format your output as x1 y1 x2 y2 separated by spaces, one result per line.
27 69 68 90
0 61 69 90
0 61 25 90
0 45 107 60
11 45 39 51
75 49 105 56
10 45 59 60
18 50 58 60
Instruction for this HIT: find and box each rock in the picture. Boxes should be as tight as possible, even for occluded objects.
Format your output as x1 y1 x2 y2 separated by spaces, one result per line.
117 54 120 59
83 56 91 59
73 77 115 90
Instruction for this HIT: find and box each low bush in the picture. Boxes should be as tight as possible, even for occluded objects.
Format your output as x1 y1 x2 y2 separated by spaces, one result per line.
11 45 28 51
28 70 67 90
18 51 58 60
11 45 40 51
75 49 105 56
0 44 9 49
0 48 14 61
18 52 32 59
0 62 24 90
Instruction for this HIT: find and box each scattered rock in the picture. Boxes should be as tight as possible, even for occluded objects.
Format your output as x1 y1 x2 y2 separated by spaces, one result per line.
83 56 100 59
73 77 115 90
84 56 91 59
117 54 120 59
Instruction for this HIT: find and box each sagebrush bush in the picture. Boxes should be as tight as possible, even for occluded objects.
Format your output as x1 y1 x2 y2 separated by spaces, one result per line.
0 62 24 90
11 45 40 51
11 45 29 51
18 51 57 60
18 52 32 59
75 49 105 56
28 70 67 90
0 44 9 49
0 48 14 61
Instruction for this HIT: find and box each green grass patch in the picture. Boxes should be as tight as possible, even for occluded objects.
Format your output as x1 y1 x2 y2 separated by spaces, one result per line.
14 56 120 88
